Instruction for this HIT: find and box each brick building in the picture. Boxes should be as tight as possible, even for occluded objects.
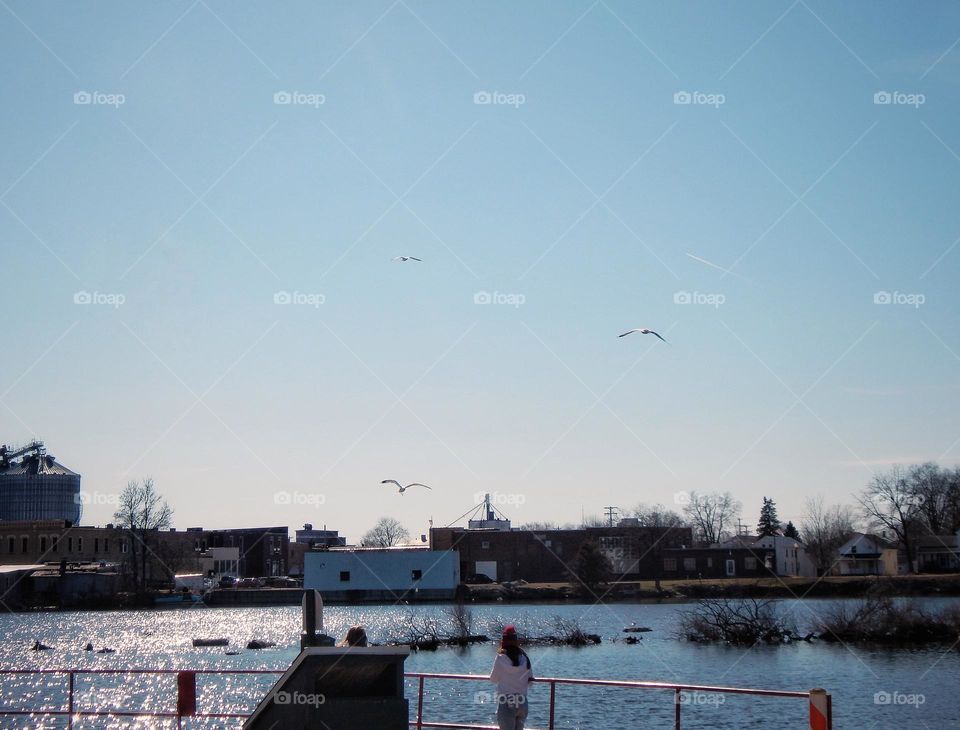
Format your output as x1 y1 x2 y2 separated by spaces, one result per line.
430 523 693 583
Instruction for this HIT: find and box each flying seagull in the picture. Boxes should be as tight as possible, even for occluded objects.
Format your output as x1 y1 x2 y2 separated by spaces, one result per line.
618 328 667 343
392 256 422 262
381 479 432 494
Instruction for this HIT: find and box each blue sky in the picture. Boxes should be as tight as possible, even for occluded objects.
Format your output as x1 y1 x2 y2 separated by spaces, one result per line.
1 1 959 542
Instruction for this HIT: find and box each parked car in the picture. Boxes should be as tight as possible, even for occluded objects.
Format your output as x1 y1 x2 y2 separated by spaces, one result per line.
236 577 262 588
218 576 237 589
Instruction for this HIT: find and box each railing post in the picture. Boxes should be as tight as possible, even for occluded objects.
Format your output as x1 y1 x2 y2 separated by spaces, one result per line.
177 671 197 719
548 681 556 730
674 688 681 730
67 672 74 730
809 688 831 730
416 675 424 729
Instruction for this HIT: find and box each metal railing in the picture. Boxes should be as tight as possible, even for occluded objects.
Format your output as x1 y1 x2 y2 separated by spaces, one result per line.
0 668 832 729
406 672 832 730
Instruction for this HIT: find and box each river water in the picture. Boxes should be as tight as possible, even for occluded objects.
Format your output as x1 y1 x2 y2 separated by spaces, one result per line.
0 598 958 728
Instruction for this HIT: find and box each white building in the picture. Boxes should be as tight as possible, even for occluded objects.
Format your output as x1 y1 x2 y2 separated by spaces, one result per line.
304 547 459 601
716 535 817 577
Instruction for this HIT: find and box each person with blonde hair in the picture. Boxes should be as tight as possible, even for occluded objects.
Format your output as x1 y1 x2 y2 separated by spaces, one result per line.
489 625 533 730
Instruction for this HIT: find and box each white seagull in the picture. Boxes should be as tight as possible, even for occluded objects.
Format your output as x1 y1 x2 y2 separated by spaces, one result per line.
618 328 667 343
392 256 422 262
381 479 432 494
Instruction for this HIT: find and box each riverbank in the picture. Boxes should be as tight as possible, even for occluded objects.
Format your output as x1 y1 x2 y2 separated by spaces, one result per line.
463 573 960 602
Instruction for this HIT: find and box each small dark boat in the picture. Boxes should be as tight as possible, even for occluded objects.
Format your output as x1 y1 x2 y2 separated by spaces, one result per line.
246 640 277 650
192 638 229 647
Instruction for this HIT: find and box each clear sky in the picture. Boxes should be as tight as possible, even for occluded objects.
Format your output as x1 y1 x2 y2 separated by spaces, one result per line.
1 1 959 543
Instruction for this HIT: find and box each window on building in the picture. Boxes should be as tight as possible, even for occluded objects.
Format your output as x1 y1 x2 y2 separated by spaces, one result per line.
744 557 757 570
706 557 713 568
52 536 58 552
121 540 128 554
104 538 109 553
94 538 99 553
543 539 552 548
40 536 47 553
481 541 490 550
683 557 696 571
411 570 422 581
6 537 13 554
339 571 350 582
77 537 83 552
68 537 73 553
21 537 28 554
663 558 677 571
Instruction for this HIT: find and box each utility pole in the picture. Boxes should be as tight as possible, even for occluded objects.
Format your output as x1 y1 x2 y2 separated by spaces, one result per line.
604 506 618 527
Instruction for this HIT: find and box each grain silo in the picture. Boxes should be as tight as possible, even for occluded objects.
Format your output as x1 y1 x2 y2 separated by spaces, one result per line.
0 441 82 524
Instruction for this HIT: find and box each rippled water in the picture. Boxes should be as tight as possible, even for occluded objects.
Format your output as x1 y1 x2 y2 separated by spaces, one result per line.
0 599 958 728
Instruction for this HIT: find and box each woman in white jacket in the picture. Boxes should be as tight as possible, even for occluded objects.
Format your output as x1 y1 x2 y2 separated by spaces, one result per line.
489 625 533 730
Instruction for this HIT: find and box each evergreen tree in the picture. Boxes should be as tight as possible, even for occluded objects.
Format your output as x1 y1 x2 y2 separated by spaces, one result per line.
783 521 800 540
757 497 780 537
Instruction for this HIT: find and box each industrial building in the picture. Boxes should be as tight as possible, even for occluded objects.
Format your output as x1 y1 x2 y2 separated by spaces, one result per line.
303 547 459 601
0 442 81 523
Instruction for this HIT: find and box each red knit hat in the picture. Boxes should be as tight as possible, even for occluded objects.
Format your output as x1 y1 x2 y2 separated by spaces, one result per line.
501 625 519 646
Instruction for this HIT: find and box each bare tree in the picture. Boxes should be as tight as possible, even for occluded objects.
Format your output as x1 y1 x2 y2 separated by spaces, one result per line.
801 496 857 576
634 504 687 591
113 478 173 591
518 521 559 530
858 466 923 573
361 517 410 547
909 462 951 535
682 491 741 545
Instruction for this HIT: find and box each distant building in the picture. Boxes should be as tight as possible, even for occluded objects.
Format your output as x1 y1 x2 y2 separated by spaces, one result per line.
204 526 289 577
916 530 960 573
0 442 81 524
663 535 816 579
430 524 693 583
836 533 899 576
295 524 346 548
303 547 459 601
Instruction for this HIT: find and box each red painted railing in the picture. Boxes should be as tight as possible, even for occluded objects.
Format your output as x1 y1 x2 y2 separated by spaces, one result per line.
0 668 831 729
